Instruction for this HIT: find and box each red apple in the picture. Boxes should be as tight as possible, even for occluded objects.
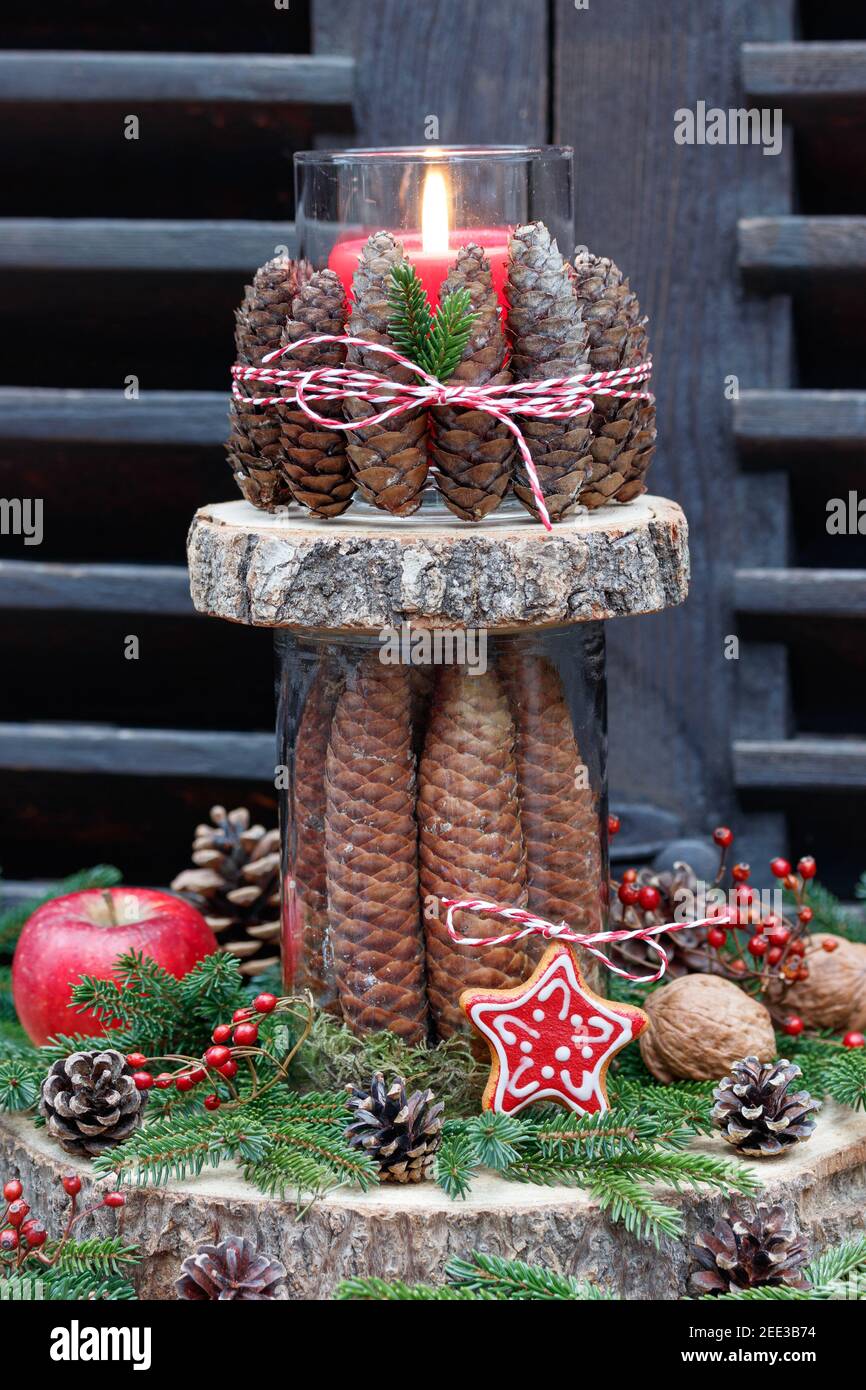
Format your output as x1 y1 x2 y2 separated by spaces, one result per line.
12 888 218 1045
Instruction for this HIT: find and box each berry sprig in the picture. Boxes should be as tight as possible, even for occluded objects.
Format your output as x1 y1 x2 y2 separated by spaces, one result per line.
1 1173 125 1277
122 991 312 1115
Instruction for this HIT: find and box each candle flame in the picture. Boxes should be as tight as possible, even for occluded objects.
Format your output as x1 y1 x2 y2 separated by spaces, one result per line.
421 168 450 257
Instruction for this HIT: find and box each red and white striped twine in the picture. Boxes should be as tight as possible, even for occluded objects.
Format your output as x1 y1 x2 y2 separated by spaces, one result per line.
233 334 654 533
441 897 730 985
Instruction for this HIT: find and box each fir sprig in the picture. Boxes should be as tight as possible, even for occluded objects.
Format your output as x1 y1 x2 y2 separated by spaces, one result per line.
337 1250 611 1301
387 264 478 382
709 1236 866 1301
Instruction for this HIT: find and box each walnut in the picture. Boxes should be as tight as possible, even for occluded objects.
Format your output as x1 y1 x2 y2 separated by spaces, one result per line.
639 974 776 1083
784 934 866 1032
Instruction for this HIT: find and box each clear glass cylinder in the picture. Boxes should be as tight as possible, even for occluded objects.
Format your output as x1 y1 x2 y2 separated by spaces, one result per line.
294 145 574 305
277 624 607 1051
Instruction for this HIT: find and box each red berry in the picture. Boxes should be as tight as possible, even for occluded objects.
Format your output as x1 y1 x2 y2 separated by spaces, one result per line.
25 1222 47 1249
204 1094 221 1111
730 959 746 975
6 1201 29 1227
767 947 783 966
232 1008 253 1023
767 925 791 948
713 827 733 847
3 1180 22 1203
637 885 661 912
0 1230 18 1252
707 926 727 949
608 814 621 837
233 1022 259 1047
748 935 768 957
102 1191 126 1208
125 1053 147 1068
798 907 813 925
155 1073 174 1089
843 1032 866 1049
735 885 756 906
212 1024 232 1045
732 863 751 882
132 1071 153 1090
188 1066 206 1084
61 1174 81 1197
217 1059 238 1079
622 868 638 883
783 1015 804 1036
253 993 278 1014
204 1045 231 1068
797 856 817 880
175 1074 195 1093
618 882 640 907
770 858 792 879
822 938 839 953
797 966 809 981
789 938 806 957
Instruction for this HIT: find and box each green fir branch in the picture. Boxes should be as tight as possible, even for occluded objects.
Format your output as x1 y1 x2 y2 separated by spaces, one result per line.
337 1277 496 1301
709 1237 866 1301
446 1250 612 1301
434 1129 477 1201
387 266 478 382
0 1054 43 1111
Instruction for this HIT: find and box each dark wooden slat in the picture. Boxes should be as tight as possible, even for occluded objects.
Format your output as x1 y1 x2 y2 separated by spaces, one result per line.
735 390 866 454
743 41 866 103
0 51 355 104
0 220 295 271
0 388 227 444
735 569 866 618
739 217 866 280
0 561 193 615
734 738 866 790
0 724 275 779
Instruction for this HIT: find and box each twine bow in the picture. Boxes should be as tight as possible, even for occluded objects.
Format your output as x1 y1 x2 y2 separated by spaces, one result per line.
233 334 654 533
441 897 732 985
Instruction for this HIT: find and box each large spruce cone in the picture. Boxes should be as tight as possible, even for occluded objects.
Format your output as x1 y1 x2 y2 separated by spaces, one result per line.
712 1057 820 1157
570 249 656 508
292 663 342 1006
344 233 429 515
40 1050 148 1157
227 255 313 511
324 656 428 1042
505 223 593 522
690 1203 811 1295
419 666 532 1040
501 650 603 971
171 806 280 978
277 269 355 517
176 1236 287 1300
431 244 514 520
345 1073 444 1184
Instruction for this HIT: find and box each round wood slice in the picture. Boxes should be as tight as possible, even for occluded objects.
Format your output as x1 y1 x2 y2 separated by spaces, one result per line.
187 495 689 633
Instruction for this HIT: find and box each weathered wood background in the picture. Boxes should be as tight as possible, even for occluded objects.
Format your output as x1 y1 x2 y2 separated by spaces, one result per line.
1 0 864 892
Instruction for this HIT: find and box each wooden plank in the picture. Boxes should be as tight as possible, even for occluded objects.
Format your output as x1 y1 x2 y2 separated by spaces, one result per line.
0 723 275 779
734 738 866 790
743 41 866 104
0 220 295 272
0 388 227 445
0 51 355 104
739 217 866 279
553 0 795 839
736 390 866 453
735 569 866 617
0 561 193 615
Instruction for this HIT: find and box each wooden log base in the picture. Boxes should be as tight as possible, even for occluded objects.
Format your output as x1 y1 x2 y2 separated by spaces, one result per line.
2 1100 865 1300
187 495 689 633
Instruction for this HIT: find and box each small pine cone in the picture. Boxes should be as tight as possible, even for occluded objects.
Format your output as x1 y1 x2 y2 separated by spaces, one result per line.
419 667 532 1041
570 249 656 508
277 269 355 518
324 656 429 1042
430 244 514 520
505 223 593 522
171 806 280 978
345 1073 444 1184
689 1202 811 1296
39 1050 147 1157
176 1235 287 1300
227 255 313 512
344 233 428 515
292 663 342 1007
500 650 603 974
712 1057 820 1157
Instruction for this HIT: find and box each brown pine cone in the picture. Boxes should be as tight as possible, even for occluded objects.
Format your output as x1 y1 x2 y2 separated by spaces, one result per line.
430 244 514 520
345 1073 444 1185
176 1236 287 1300
40 1050 148 1157
712 1057 820 1158
292 662 342 1007
228 255 314 512
505 223 593 522
344 233 428 515
418 666 531 1040
690 1203 810 1296
501 650 603 972
324 655 428 1042
570 249 656 508
608 860 717 980
277 269 355 518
